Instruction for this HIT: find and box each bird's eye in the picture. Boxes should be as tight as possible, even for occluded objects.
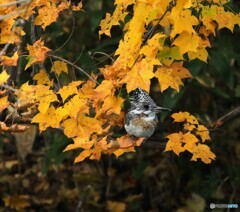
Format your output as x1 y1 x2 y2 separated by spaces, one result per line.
143 104 149 110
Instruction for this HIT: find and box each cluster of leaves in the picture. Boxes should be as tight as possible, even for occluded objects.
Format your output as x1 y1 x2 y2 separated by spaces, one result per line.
165 112 215 163
0 0 239 164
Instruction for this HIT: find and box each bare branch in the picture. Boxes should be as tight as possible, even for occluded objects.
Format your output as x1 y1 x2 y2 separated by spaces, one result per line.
211 106 240 129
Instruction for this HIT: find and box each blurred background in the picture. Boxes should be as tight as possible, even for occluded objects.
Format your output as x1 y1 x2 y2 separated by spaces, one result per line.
0 0 240 211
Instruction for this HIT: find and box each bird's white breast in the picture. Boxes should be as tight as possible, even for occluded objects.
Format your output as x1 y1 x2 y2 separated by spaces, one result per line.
124 114 157 138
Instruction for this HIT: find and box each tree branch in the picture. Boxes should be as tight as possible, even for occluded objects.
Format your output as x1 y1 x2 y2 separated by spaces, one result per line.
211 106 240 129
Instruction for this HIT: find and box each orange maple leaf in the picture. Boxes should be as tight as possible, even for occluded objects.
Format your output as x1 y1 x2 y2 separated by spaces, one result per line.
25 39 51 69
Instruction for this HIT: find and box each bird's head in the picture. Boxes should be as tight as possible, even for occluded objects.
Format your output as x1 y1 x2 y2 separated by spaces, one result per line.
129 87 171 115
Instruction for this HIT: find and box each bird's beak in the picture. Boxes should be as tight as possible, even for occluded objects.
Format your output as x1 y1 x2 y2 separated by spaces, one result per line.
153 106 171 113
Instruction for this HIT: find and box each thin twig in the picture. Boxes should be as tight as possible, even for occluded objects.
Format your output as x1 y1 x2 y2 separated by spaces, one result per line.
52 14 76 53
73 46 84 64
93 51 114 63
48 53 98 84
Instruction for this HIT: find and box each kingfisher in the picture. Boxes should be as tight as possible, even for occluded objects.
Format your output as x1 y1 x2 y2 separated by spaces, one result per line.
124 87 171 138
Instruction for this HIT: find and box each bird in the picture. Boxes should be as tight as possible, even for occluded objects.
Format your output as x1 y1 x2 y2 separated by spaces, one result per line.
124 87 171 138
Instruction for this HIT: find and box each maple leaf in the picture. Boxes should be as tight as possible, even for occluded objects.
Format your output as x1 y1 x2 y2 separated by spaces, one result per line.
120 59 155 93
113 147 135 157
34 1 70 30
51 61 68 76
165 132 185 156
188 47 209 63
0 70 10 85
216 6 237 32
183 123 196 132
0 96 10 112
25 39 51 69
169 8 199 38
0 51 18 66
32 106 68 131
101 95 124 116
34 85 58 114
196 125 211 142
74 149 93 163
64 137 95 151
90 137 108 160
33 69 53 86
58 81 82 102
94 80 115 100
62 115 103 140
99 4 128 37
72 2 83 11
155 62 192 92
171 111 199 125
140 33 166 59
191 144 216 164
173 32 200 54
63 95 88 119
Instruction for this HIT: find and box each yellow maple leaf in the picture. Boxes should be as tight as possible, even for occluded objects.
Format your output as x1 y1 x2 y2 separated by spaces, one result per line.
165 132 185 156
51 61 68 76
99 4 128 37
16 82 36 107
63 95 88 119
120 59 155 93
101 95 124 115
64 137 95 151
171 111 199 125
188 47 209 63
25 39 51 69
155 62 192 92
74 149 93 163
183 123 196 131
61 118 79 138
0 70 10 85
216 6 236 32
169 8 199 38
33 69 53 86
34 1 70 30
58 81 82 102
62 115 103 139
173 31 200 54
140 33 166 59
0 96 10 112
32 106 68 131
94 80 115 100
89 137 108 160
113 147 135 158
72 1 83 11
196 125 211 142
191 144 216 164
35 85 58 114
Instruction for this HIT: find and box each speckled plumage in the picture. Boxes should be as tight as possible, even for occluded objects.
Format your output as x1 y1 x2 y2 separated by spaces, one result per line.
125 87 170 138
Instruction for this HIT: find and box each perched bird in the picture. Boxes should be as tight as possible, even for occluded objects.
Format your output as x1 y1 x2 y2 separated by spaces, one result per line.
125 87 171 138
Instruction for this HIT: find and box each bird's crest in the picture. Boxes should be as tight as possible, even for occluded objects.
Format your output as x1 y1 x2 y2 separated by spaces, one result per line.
129 87 156 107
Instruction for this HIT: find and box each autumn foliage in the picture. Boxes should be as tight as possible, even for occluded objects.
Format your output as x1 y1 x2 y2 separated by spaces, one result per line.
0 0 239 164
